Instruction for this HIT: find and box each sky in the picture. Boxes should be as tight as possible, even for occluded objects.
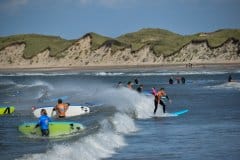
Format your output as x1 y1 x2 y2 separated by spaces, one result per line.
0 0 240 39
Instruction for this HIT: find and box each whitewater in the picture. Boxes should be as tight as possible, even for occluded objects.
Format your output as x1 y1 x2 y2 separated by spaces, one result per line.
0 66 240 160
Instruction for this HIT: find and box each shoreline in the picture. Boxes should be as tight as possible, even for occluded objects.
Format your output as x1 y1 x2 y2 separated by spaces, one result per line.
0 62 240 72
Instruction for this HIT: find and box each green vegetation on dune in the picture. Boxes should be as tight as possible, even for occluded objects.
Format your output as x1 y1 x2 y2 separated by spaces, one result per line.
87 32 129 52
0 34 74 58
196 29 240 46
117 28 184 56
117 28 240 57
0 29 240 59
86 32 111 50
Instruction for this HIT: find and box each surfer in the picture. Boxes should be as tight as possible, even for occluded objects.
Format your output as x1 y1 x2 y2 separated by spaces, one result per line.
181 77 186 84
127 81 133 89
134 78 139 85
228 74 232 82
35 109 51 136
169 77 174 84
53 99 69 118
136 84 143 93
154 88 171 114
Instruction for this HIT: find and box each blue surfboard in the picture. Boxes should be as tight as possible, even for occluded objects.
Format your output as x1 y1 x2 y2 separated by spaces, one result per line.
152 109 189 118
172 109 189 116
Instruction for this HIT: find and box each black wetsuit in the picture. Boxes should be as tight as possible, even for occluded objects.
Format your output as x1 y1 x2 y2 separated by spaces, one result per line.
154 95 168 114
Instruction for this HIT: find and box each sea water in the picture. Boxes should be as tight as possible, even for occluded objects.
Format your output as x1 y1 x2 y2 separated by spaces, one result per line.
0 66 240 160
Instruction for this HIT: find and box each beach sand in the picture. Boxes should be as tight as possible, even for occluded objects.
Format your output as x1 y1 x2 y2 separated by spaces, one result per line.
0 62 240 72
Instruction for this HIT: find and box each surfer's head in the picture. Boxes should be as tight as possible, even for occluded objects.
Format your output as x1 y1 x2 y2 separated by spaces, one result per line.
41 109 47 115
58 99 63 104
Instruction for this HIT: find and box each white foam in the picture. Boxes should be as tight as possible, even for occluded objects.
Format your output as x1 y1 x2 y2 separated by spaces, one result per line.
206 81 240 90
82 70 233 77
0 79 16 86
0 72 79 77
17 114 131 160
16 83 159 160
112 113 138 134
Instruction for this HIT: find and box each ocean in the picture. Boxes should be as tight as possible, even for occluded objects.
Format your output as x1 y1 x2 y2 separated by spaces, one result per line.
0 65 240 160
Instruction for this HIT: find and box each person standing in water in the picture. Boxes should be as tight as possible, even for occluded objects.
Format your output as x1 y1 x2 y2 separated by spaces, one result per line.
53 99 69 118
154 88 171 114
136 84 143 93
228 74 232 82
35 109 51 136
127 81 133 89
169 77 174 84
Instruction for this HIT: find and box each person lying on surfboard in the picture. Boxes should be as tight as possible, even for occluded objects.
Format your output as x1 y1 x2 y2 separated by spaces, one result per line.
154 88 171 114
35 109 51 136
52 99 69 118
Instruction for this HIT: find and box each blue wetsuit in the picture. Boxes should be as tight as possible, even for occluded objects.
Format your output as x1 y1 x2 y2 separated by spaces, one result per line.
36 115 51 136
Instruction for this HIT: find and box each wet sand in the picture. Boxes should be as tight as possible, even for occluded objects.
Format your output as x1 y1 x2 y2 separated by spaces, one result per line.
0 63 240 72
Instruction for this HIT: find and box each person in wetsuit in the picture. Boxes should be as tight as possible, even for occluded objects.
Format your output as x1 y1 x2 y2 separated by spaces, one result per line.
169 77 174 84
53 99 69 118
154 88 171 114
228 74 232 82
35 109 51 136
136 84 143 93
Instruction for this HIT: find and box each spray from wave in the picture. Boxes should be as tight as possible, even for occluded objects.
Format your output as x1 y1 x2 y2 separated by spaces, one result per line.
17 80 162 160
18 113 137 160
205 81 240 91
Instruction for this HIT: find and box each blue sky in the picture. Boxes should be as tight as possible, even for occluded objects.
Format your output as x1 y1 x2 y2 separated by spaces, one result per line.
0 0 240 39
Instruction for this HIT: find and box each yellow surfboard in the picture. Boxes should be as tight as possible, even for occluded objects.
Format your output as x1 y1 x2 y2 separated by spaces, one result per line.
0 106 15 115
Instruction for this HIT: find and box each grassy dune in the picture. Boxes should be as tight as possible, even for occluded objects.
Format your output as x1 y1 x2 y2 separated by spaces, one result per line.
117 28 240 57
0 29 240 58
88 32 129 52
0 34 74 58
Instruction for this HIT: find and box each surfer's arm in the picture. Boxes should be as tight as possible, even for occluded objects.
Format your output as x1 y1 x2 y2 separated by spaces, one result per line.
65 103 70 111
165 95 169 100
165 95 172 103
52 105 57 111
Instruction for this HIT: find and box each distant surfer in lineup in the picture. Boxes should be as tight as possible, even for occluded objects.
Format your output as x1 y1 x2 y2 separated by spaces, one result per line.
136 84 143 93
134 78 139 85
35 109 51 136
181 77 186 84
127 81 133 89
228 74 232 82
154 88 171 114
169 77 174 84
52 99 69 118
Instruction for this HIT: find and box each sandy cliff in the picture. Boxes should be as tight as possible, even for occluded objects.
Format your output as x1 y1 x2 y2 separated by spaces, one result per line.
0 35 240 68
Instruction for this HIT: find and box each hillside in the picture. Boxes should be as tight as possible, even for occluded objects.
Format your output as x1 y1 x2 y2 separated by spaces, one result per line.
117 28 240 57
0 34 75 58
0 28 240 68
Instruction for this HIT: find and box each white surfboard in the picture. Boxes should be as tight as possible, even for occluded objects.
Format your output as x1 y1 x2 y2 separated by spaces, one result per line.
33 105 90 118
